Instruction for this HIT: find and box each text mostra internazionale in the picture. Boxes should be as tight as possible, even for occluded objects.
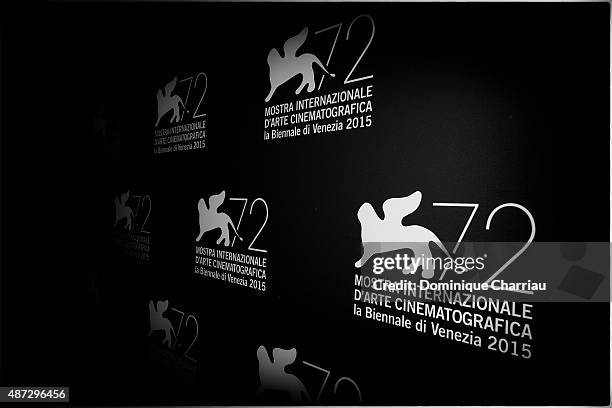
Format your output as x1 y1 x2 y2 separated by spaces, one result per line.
264 85 373 126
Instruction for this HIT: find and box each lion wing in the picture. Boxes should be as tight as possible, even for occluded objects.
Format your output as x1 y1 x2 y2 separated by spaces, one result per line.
164 76 178 96
283 27 308 58
382 191 422 223
257 345 272 368
120 191 130 205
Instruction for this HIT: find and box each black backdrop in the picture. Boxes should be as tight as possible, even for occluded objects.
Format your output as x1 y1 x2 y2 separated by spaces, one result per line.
1 1 610 406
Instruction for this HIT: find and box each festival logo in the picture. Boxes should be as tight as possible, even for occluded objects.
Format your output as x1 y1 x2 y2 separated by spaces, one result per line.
153 72 208 155
255 345 362 403
353 190 540 360
147 299 199 376
264 15 375 141
194 191 269 293
112 190 151 261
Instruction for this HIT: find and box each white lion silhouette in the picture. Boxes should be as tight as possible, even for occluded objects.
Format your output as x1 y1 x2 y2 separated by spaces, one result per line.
114 191 134 231
256 345 310 401
155 77 187 127
265 27 335 102
355 191 450 279
196 191 242 246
